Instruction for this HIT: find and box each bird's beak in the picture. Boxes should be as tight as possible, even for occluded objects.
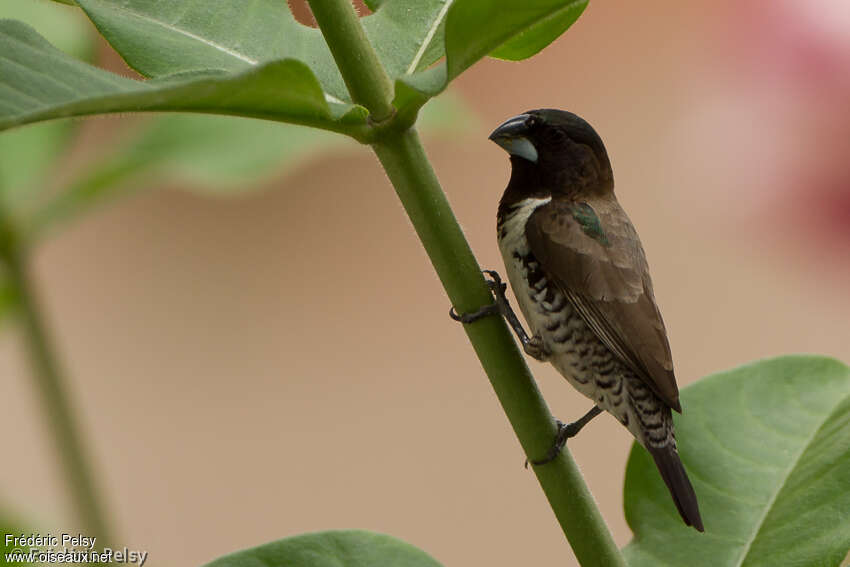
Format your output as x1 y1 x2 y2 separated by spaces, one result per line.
489 113 538 163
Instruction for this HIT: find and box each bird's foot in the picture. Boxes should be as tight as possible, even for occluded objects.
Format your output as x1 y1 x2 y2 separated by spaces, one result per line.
481 269 507 294
527 420 570 467
522 336 547 361
526 406 603 467
449 270 507 324
449 304 499 324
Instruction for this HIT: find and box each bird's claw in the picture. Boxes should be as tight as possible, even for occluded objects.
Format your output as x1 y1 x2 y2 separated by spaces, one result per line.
449 304 499 324
482 270 508 295
522 336 547 361
525 408 603 467
528 420 570 466
449 270 507 324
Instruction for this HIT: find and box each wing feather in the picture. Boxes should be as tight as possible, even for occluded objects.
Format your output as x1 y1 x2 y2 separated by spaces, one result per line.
525 198 681 411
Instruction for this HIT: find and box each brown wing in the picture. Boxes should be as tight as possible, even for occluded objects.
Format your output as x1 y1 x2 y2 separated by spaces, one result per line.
525 198 681 412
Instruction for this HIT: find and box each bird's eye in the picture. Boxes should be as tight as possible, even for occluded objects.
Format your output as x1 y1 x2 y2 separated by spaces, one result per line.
545 127 566 143
525 116 538 128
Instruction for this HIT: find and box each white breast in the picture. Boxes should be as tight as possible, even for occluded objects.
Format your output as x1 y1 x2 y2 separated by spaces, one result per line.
497 197 552 332
498 197 550 251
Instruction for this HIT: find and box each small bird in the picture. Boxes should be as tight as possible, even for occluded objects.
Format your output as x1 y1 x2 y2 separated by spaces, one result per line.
454 109 703 531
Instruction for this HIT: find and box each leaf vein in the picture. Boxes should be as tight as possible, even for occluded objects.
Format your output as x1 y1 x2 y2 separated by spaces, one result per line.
0 79 47 108
0 53 80 100
734 389 850 566
117 9 259 66
406 0 452 74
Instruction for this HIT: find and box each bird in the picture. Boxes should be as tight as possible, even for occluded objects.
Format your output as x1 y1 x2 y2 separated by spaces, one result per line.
453 109 703 531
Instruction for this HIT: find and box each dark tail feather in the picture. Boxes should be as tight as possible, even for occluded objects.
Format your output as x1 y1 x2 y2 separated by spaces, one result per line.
649 445 704 532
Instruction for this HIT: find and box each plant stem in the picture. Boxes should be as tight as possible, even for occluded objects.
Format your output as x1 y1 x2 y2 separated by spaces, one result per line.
307 0 395 123
307 1 626 564
0 221 112 545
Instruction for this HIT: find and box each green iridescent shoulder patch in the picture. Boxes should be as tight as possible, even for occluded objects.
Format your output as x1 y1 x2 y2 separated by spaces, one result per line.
571 202 610 246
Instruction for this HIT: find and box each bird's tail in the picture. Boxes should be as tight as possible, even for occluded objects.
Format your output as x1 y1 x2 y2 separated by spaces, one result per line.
648 444 704 532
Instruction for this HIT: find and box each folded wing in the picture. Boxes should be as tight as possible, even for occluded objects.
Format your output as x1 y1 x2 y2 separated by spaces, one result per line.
525 198 681 412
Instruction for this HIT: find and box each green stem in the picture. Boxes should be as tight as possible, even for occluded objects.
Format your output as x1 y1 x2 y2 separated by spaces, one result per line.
0 221 112 545
307 1 626 565
307 0 395 123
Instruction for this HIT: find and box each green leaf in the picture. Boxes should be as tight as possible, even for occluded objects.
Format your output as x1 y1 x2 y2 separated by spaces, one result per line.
75 0 349 100
0 20 368 137
488 3 588 61
367 1 454 77
73 0 586 96
121 116 343 193
393 0 588 121
68 0 584 126
443 0 588 81
3 0 583 135
203 530 443 567
623 355 850 567
103 89 471 196
0 0 94 211
72 0 456 102
22 116 343 240
25 90 473 238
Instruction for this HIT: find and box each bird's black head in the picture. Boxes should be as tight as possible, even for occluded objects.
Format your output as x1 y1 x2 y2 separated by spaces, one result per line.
490 109 613 197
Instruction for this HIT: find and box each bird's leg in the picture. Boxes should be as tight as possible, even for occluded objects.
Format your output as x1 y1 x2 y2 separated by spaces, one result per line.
528 406 603 467
450 270 547 361
482 270 547 361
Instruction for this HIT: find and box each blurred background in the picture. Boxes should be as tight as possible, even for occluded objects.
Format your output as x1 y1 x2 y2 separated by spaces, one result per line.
1 0 848 565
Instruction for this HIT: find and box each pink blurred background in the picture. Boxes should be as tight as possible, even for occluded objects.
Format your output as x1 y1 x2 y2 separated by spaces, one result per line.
1 1 848 565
